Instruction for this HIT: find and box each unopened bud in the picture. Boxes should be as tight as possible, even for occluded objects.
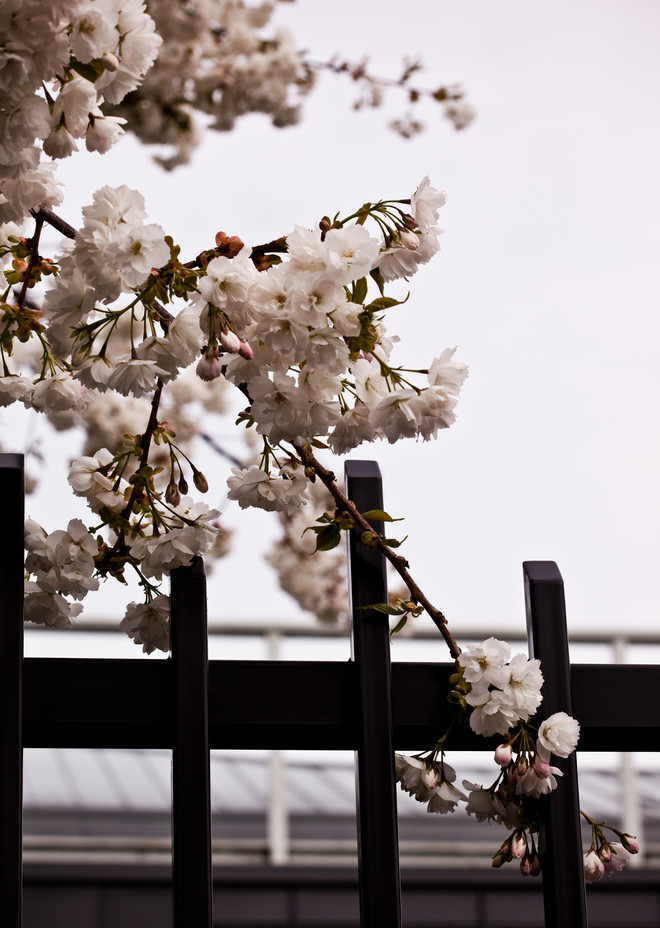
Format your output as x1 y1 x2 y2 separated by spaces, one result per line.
178 475 189 495
319 216 332 234
399 229 420 250
238 338 254 360
100 51 119 72
196 346 223 381
193 470 209 493
529 853 542 876
516 756 529 777
520 854 534 876
533 755 552 778
491 852 505 869
165 481 180 506
421 765 437 790
494 743 512 767
598 844 612 863
510 832 527 859
620 833 640 855
219 328 241 353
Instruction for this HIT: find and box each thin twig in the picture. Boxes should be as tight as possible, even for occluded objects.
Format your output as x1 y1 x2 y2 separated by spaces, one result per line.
30 207 76 240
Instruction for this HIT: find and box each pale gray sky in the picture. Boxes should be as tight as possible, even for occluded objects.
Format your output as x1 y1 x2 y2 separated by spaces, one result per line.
21 0 660 649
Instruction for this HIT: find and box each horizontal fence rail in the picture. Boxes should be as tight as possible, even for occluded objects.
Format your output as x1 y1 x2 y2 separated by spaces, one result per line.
19 660 660 751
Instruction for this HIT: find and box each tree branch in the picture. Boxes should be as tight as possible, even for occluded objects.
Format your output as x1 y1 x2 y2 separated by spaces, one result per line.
294 442 462 659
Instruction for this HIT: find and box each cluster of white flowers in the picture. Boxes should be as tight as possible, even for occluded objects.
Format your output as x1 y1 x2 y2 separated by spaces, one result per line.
193 177 466 489
266 479 349 625
24 516 99 627
583 840 638 883
0 0 471 650
0 0 161 224
107 0 313 169
396 638 588 876
459 636 544 736
119 593 170 653
395 754 467 815
4 168 464 641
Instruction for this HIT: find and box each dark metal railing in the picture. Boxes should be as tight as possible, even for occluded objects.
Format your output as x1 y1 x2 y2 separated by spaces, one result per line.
3 452 659 927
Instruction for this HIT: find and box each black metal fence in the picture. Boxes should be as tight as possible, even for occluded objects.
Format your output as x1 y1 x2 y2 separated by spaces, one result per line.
2 452 659 928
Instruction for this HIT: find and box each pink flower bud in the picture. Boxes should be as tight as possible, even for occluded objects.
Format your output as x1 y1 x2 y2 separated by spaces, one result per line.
510 832 527 859
238 339 254 360
598 844 612 863
494 743 512 766
193 470 209 493
219 328 241 353
533 755 552 778
520 851 541 877
620 833 640 855
196 348 223 382
165 481 180 506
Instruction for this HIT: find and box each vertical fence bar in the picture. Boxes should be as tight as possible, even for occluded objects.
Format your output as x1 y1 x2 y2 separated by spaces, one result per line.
0 454 25 928
345 460 402 928
524 561 588 928
171 556 213 928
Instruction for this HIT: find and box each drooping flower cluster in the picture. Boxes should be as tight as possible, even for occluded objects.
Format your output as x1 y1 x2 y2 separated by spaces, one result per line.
395 754 467 814
24 517 99 626
395 638 597 877
582 817 640 882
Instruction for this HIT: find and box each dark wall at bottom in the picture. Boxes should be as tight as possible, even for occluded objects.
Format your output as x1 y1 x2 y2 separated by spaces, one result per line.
23 863 660 928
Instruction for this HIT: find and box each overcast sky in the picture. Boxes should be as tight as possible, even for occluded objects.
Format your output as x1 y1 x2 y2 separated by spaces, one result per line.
21 0 660 654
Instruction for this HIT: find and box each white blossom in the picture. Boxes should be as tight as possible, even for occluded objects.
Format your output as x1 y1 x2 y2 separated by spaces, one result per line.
537 711 580 758
30 374 92 414
120 595 170 654
458 637 512 689
584 850 605 883
410 175 446 231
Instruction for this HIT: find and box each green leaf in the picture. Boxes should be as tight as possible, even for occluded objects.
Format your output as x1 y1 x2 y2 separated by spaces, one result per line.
390 614 409 638
366 293 409 310
369 267 386 296
352 277 368 305
360 509 403 523
360 602 404 616
313 524 342 552
70 58 106 82
382 535 408 548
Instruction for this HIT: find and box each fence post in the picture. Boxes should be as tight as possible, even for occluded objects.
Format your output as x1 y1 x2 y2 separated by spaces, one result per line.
0 454 25 928
170 556 213 928
345 460 402 928
524 561 588 928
